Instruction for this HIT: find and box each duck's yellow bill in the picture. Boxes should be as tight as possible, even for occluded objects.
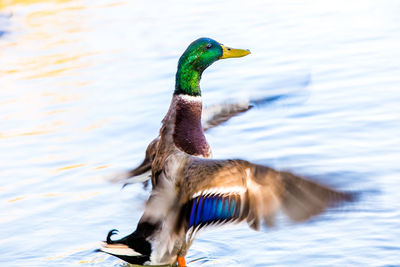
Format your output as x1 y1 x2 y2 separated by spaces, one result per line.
220 45 251 59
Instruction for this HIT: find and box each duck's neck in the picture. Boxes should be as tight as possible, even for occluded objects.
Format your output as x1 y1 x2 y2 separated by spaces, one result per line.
172 94 210 157
174 60 203 96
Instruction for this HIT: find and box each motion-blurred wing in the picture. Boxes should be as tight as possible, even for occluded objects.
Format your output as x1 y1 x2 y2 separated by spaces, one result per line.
176 158 353 233
202 94 288 131
202 101 252 131
112 137 159 186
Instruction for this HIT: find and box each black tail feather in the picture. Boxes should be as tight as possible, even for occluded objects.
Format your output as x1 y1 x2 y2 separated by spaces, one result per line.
106 229 120 244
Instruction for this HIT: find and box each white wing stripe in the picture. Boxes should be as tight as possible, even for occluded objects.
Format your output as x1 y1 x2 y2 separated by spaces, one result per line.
192 186 246 198
100 243 142 256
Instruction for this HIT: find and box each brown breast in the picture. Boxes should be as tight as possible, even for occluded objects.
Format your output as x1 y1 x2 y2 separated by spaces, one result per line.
173 96 211 158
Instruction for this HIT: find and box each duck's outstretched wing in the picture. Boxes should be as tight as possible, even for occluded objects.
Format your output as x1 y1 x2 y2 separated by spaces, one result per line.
201 101 252 131
110 137 159 186
202 94 286 131
175 158 354 234
125 137 157 177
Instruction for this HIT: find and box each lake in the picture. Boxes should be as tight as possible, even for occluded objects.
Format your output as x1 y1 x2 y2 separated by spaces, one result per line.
1 0 399 266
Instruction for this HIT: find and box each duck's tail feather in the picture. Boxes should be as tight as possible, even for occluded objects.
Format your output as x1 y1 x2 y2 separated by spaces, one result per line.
99 231 143 260
99 229 152 265
99 241 143 257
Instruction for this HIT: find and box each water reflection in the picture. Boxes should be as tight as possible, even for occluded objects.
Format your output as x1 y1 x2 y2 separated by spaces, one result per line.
0 11 11 38
1 0 400 266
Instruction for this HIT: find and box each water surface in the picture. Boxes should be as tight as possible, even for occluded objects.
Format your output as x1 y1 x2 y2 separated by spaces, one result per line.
1 0 400 266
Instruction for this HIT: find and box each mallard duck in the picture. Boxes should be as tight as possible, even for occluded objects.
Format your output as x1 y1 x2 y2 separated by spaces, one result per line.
99 38 353 266
114 40 267 187
115 100 255 187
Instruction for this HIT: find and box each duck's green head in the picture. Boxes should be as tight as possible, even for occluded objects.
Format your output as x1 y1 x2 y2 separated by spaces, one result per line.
175 37 250 96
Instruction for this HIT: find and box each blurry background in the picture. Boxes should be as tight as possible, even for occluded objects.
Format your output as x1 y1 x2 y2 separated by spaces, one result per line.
1 0 400 266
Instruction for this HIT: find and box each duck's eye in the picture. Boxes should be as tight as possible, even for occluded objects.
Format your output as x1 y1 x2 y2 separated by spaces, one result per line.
206 44 212 49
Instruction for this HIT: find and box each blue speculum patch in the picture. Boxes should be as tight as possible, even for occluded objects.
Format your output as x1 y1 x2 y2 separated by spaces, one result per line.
188 194 240 228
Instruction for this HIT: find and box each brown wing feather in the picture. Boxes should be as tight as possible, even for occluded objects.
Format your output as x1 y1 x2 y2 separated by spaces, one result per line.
177 158 353 232
113 137 159 185
248 164 353 228
201 94 288 131
202 102 252 132
278 170 353 221
129 137 159 176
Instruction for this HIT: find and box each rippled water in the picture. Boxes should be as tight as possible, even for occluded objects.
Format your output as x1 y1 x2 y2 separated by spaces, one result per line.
1 0 400 266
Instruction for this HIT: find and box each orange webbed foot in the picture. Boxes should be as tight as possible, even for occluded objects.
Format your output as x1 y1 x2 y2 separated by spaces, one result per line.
177 256 186 267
